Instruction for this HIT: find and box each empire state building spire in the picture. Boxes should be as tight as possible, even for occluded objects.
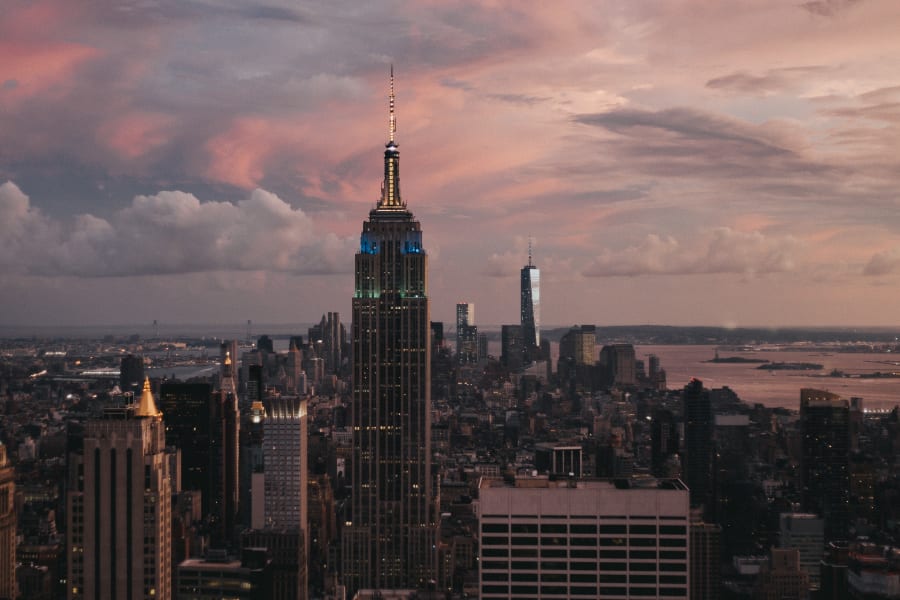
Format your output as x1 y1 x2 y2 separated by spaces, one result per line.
379 65 403 210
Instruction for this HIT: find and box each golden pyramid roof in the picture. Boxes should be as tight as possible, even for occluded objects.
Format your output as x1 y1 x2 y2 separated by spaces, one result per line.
136 377 161 417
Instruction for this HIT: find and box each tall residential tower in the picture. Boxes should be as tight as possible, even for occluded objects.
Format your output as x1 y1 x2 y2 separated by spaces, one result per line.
342 68 437 595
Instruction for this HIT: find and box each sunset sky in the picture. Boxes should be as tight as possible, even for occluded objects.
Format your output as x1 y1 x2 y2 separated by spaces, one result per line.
2 0 900 329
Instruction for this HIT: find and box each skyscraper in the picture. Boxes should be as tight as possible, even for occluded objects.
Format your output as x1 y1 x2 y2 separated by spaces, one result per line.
800 388 850 542
211 350 240 545
520 242 540 358
257 396 308 600
455 302 477 365
67 379 172 599
342 68 436 594
683 378 715 521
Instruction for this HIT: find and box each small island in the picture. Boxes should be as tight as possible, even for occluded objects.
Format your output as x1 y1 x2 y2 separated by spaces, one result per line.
706 356 770 364
756 362 824 371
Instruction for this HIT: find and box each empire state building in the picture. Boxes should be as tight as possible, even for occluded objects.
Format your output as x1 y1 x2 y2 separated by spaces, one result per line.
342 69 437 594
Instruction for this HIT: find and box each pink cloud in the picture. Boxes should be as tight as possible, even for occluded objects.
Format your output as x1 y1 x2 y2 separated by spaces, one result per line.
0 42 100 106
96 112 175 161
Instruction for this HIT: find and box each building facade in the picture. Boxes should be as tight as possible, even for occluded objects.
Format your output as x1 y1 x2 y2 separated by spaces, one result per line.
342 70 437 595
0 444 15 600
67 379 172 600
478 477 690 599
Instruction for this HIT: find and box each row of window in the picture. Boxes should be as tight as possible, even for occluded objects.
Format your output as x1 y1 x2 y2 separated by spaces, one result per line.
481 584 687 596
481 536 687 547
482 572 687 584
482 548 687 560
483 523 686 535
481 561 687 572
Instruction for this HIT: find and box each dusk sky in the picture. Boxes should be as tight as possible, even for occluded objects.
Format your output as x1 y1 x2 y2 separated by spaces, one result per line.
3 0 900 329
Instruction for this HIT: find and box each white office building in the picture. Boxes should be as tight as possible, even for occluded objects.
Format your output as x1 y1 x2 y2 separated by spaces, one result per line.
478 477 690 599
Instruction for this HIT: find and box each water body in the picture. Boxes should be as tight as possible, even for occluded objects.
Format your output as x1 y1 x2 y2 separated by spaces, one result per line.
637 345 900 411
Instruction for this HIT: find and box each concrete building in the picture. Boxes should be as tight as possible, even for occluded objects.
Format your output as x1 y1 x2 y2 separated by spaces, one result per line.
67 378 172 599
478 477 690 599
779 513 824 592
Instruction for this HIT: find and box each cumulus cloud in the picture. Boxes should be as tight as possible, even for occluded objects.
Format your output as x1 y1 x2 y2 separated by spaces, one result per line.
0 182 355 277
863 247 900 276
583 228 799 277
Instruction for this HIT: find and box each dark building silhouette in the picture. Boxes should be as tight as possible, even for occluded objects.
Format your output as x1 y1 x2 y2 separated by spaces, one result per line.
651 408 680 478
690 516 721 600
119 353 144 395
341 69 437 594
500 324 524 372
683 378 715 520
800 388 850 542
211 352 240 546
257 335 274 354
599 343 637 387
430 321 444 350
308 312 344 374
159 382 214 511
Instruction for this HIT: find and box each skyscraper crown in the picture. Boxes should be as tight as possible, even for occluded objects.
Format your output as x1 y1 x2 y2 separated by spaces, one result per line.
379 65 404 210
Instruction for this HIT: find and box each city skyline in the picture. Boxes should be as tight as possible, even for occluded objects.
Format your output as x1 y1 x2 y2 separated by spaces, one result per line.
3 1 900 327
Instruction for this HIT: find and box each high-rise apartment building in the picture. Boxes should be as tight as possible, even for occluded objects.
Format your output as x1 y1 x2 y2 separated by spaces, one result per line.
520 244 540 357
342 69 436 595
478 477 690 599
683 378 715 521
0 444 14 600
67 379 172 599
800 388 850 542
